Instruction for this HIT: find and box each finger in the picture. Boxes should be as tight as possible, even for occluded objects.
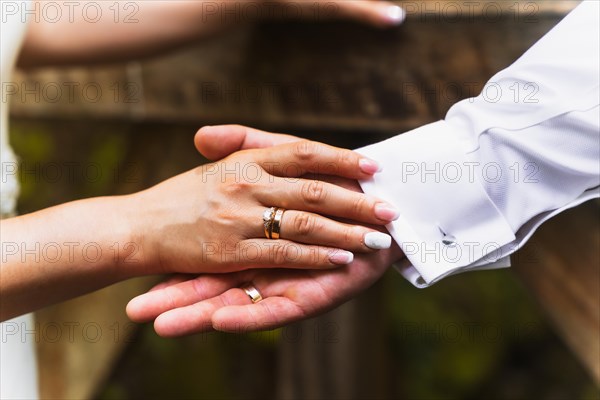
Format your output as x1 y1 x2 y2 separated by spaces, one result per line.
236 239 354 269
153 274 306 336
250 206 391 252
153 287 253 337
224 269 322 332
212 297 305 333
255 140 382 180
126 273 248 323
276 210 392 252
258 176 399 223
148 274 192 292
195 125 300 160
322 0 406 28
272 1 405 28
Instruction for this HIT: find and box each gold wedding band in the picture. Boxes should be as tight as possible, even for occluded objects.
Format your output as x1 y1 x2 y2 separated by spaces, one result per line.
241 283 263 304
271 208 285 240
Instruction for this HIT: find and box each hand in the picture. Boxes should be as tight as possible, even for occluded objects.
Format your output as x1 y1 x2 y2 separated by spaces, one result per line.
246 1 406 28
128 138 398 275
19 1 405 68
127 125 405 336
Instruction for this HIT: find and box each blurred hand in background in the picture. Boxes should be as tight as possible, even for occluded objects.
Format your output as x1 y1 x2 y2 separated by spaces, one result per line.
18 0 405 68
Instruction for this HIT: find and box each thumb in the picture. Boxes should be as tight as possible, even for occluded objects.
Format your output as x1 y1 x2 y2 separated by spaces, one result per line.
194 125 300 160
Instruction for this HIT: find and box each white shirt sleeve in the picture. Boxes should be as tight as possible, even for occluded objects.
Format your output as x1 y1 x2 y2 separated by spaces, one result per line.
358 0 600 288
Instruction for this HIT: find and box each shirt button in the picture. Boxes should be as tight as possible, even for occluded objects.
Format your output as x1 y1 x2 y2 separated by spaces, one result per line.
442 234 457 247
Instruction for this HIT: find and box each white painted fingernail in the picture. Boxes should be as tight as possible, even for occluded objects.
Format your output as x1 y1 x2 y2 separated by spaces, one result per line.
329 250 354 265
364 232 392 250
384 5 406 24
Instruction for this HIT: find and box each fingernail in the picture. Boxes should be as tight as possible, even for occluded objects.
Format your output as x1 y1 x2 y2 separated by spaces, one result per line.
359 158 382 174
375 203 400 221
329 250 354 265
364 232 392 250
383 5 406 25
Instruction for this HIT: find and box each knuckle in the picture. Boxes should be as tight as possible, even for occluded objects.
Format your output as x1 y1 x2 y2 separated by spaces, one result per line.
271 244 289 265
301 180 328 204
259 301 280 324
214 209 237 228
270 243 302 265
337 150 356 170
293 213 316 237
293 140 317 161
343 226 358 246
351 195 368 216
222 180 253 195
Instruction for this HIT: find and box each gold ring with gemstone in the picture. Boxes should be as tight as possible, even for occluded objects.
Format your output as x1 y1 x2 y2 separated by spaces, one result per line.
262 207 276 239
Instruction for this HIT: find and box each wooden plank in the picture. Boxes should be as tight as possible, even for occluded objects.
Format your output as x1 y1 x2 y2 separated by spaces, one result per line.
513 201 600 383
10 8 564 132
35 277 158 399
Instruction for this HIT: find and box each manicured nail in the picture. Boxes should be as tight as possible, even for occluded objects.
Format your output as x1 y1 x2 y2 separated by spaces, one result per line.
383 5 406 25
375 203 400 221
359 158 382 174
364 232 392 250
329 250 354 265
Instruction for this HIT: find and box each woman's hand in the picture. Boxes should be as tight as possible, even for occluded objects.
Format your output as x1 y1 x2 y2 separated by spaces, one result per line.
127 177 404 336
129 140 398 275
237 0 406 27
19 1 405 68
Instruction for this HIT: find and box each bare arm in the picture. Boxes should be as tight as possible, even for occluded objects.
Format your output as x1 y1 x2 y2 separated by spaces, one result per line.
18 0 404 68
0 195 140 320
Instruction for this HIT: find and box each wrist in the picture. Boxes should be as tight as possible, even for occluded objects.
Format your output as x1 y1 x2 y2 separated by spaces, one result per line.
110 192 156 279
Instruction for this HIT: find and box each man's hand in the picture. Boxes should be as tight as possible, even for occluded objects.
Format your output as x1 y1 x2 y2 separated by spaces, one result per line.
128 241 402 336
127 125 404 336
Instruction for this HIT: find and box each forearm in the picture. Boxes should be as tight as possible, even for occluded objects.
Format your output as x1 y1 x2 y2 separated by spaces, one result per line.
18 0 238 68
16 0 404 68
0 194 144 320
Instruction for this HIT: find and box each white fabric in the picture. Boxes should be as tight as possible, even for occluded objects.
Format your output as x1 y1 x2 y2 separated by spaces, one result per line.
1 1 39 398
1 0 25 216
359 0 600 287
